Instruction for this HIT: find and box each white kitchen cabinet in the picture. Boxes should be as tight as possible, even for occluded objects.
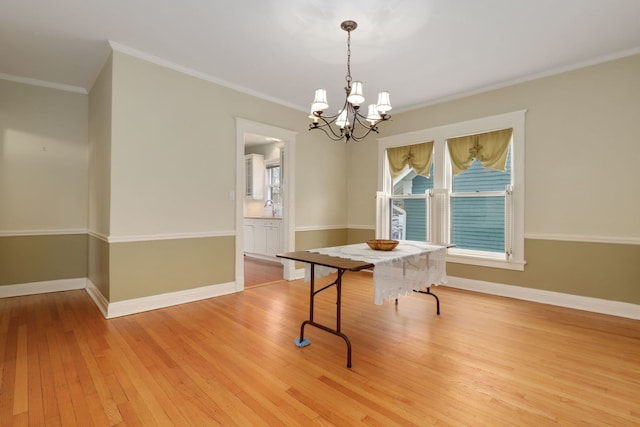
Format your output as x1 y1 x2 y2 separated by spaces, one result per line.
264 223 281 257
243 218 281 258
243 224 255 253
245 154 265 199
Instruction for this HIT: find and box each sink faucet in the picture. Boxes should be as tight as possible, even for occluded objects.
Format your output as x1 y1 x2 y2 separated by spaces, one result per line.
264 199 276 216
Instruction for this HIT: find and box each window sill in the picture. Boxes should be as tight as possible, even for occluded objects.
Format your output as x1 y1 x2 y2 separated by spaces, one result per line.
446 253 526 271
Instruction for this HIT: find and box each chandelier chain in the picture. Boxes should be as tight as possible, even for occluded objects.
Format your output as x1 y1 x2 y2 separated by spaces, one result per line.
345 29 352 85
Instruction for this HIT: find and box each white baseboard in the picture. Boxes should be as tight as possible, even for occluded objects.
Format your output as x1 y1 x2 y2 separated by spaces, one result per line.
244 252 281 263
292 267 306 280
5 275 637 321
446 276 640 320
85 280 109 318
291 269 639 319
86 280 238 319
2 277 239 319
0 278 86 298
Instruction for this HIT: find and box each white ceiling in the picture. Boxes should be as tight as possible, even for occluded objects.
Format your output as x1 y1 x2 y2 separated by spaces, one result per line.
2 0 640 114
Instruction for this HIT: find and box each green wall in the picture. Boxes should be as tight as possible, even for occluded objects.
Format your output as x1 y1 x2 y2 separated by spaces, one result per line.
447 239 640 304
0 234 87 286
109 236 235 302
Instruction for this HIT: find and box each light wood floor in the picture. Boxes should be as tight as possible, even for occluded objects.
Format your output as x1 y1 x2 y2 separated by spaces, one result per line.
244 256 283 288
1 273 639 426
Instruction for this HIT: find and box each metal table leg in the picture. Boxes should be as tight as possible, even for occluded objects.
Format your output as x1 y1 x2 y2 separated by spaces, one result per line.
395 287 441 315
296 264 353 368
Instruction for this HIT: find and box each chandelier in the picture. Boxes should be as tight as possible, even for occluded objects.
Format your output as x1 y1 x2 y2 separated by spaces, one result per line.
309 20 392 142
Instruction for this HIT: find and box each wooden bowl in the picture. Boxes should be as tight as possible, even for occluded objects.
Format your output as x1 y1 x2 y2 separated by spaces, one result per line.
366 239 399 251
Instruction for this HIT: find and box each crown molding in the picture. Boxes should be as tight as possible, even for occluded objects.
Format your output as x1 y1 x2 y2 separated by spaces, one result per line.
0 229 87 237
0 72 87 94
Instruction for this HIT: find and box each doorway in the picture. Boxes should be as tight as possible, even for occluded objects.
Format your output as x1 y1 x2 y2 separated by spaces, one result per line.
235 119 296 291
243 256 283 288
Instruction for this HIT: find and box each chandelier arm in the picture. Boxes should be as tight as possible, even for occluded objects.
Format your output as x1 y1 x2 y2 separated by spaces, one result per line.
353 106 391 124
349 117 379 142
312 110 342 123
352 108 374 124
309 114 347 141
309 121 346 141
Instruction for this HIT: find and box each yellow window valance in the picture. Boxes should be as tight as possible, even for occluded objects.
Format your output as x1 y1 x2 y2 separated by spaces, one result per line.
447 128 513 176
386 141 434 179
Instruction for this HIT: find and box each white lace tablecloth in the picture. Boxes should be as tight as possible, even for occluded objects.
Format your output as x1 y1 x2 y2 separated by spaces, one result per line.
304 241 447 305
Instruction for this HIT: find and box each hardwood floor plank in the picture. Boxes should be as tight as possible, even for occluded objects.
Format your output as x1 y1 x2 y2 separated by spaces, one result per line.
317 374 429 426
115 401 144 427
12 324 28 416
0 319 18 427
46 327 79 425
101 322 188 426
73 337 124 425
37 329 61 425
26 330 46 426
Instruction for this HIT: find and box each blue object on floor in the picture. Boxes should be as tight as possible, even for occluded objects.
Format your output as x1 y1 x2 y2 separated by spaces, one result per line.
295 337 311 347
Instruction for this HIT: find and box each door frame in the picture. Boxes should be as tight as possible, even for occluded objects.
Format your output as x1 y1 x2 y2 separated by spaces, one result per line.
235 118 297 290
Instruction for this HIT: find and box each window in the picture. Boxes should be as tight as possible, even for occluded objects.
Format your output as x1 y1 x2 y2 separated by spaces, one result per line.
389 165 433 241
377 110 526 271
385 141 434 241
450 145 512 256
265 164 281 204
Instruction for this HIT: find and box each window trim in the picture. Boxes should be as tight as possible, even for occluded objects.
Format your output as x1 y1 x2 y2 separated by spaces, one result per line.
377 110 526 271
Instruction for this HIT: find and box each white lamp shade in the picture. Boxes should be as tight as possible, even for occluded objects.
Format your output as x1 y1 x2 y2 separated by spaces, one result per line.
366 104 382 123
312 89 328 110
376 91 392 113
336 109 349 128
309 105 320 120
347 81 365 106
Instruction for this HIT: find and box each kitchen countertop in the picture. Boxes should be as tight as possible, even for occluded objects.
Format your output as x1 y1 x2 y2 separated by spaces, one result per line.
244 216 282 220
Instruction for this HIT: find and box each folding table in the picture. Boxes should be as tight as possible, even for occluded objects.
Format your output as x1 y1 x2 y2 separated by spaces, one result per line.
277 241 448 368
